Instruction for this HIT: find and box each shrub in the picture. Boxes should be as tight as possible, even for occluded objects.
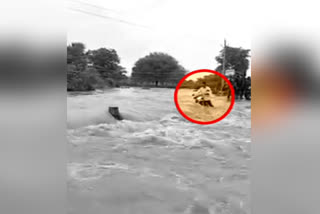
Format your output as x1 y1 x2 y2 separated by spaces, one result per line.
67 65 105 91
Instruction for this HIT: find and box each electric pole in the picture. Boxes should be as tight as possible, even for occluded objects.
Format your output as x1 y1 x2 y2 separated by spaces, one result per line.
222 39 226 75
221 39 226 91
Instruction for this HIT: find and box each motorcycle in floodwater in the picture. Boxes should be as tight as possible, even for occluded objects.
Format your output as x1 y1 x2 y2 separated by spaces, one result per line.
192 93 214 107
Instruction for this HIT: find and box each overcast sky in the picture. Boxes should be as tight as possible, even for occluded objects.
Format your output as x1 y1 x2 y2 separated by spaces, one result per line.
67 0 251 76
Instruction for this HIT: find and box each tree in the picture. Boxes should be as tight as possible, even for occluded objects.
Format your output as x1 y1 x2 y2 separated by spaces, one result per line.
131 52 186 86
180 74 228 94
215 46 250 76
67 64 105 91
67 43 128 90
168 65 187 85
88 48 126 82
67 44 111 91
67 43 87 71
180 79 196 88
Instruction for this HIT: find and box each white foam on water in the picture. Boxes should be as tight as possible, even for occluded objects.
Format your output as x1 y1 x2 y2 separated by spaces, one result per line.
68 89 251 214
68 162 130 182
67 88 176 129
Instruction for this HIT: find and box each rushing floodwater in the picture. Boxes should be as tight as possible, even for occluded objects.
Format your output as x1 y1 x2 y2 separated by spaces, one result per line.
67 88 251 214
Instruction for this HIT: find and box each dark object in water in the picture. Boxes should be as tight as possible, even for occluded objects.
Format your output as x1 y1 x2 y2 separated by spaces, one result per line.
199 100 214 107
193 95 214 107
108 107 123 120
142 87 150 89
190 203 210 214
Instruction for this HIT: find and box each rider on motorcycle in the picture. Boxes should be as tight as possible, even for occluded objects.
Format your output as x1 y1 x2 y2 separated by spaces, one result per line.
193 82 214 107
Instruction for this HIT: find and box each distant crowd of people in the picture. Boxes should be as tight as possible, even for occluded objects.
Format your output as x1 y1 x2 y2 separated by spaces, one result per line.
228 74 251 100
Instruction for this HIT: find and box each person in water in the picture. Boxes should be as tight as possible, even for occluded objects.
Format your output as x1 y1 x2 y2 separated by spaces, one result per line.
193 82 214 107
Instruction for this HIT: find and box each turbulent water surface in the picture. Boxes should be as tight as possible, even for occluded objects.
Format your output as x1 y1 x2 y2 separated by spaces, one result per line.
67 88 251 214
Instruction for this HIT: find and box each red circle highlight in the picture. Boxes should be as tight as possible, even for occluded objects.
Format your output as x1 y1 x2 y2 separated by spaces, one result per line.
174 69 235 125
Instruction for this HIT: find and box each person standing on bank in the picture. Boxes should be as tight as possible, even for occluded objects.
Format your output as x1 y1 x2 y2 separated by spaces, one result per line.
194 81 214 107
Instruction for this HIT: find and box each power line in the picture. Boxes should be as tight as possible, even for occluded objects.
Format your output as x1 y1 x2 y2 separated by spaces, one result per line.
67 0 150 29
68 7 151 29
68 0 123 14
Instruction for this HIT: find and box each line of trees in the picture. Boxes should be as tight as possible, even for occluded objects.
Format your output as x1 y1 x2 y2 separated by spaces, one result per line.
67 42 250 92
180 74 230 94
67 43 128 91
67 43 186 91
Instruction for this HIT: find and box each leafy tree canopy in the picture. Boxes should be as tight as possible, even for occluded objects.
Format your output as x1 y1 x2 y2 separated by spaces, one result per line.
67 42 87 71
87 48 126 81
180 74 224 94
131 52 186 85
67 44 128 91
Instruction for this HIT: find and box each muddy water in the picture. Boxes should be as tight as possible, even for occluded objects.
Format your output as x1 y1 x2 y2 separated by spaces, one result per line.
177 89 232 122
67 88 251 214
